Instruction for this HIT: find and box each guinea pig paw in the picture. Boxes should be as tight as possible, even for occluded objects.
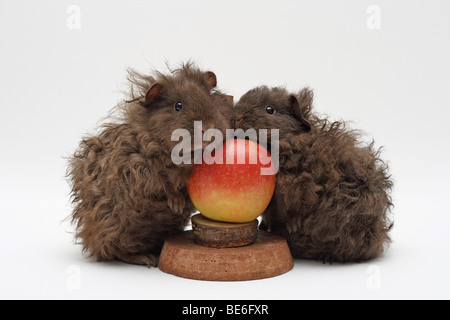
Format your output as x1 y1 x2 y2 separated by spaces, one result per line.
148 254 159 268
117 253 158 268
287 217 301 233
140 254 159 268
287 224 295 233
167 193 185 215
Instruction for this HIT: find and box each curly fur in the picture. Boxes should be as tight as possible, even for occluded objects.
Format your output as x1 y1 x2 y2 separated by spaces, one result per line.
67 63 232 266
233 86 393 263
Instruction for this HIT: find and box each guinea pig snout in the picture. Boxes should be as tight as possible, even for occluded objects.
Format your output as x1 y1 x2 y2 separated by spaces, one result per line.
201 121 215 133
233 115 243 129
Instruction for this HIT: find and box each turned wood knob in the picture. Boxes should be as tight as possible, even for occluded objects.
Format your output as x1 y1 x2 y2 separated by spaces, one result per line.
191 213 258 248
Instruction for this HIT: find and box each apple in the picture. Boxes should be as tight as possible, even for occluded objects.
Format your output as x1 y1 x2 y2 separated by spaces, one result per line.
187 139 276 223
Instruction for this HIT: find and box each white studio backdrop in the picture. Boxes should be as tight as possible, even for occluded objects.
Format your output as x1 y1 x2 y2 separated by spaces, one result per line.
0 0 449 299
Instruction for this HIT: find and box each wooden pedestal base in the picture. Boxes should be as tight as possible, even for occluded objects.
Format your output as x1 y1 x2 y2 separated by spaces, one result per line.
158 230 294 281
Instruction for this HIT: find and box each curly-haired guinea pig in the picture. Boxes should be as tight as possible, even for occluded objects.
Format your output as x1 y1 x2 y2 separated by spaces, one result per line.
67 63 232 266
233 86 393 263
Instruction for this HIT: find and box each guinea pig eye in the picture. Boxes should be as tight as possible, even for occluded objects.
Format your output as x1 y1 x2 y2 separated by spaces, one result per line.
174 101 183 111
265 105 275 115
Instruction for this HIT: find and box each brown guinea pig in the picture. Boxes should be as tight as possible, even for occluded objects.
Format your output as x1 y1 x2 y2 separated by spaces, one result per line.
67 63 232 267
233 86 393 263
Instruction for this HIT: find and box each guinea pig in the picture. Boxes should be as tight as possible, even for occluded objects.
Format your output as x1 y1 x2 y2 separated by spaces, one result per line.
233 86 393 263
67 63 232 266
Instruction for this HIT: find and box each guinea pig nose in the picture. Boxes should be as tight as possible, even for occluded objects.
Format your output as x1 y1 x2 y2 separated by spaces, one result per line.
233 116 243 129
201 122 215 135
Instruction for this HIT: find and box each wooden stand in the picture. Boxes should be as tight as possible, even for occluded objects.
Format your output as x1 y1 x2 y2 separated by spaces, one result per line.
158 214 294 281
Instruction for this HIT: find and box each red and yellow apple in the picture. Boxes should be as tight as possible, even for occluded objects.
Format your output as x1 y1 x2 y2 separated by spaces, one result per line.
187 139 276 223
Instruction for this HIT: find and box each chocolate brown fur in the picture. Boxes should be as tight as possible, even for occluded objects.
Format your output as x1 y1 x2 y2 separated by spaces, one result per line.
67 63 232 266
233 86 393 263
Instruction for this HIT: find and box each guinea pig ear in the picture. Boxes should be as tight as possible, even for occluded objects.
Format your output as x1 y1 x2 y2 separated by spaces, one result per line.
289 95 312 132
204 71 217 88
225 95 234 106
143 83 163 107
297 87 314 118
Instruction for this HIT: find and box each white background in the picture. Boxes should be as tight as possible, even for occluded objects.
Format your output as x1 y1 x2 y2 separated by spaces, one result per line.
1 0 449 299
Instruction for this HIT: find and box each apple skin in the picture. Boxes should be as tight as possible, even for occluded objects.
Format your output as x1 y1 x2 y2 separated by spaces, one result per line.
187 139 276 223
